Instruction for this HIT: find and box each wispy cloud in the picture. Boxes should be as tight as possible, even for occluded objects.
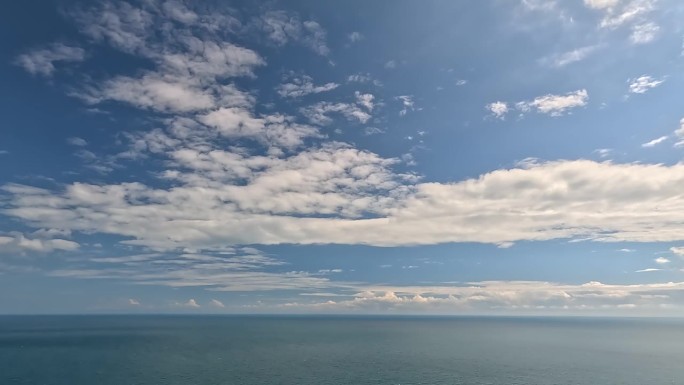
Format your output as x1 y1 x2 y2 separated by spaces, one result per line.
641 135 668 147
14 43 85 76
628 75 665 94
276 75 338 98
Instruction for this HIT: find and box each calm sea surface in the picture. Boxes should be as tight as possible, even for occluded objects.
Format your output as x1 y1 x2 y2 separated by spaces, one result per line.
1 315 682 384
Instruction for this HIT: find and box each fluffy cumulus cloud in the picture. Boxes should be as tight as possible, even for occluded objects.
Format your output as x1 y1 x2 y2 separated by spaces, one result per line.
14 43 85 76
486 101 509 119
6 160 684 251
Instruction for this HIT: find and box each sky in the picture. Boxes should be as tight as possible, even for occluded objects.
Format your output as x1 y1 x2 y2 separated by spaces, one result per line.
2 0 684 316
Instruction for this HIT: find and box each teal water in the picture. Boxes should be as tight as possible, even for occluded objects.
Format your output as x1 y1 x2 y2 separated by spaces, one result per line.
1 316 682 384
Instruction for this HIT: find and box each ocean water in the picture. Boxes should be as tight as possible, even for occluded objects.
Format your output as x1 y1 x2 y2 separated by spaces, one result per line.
1 316 682 385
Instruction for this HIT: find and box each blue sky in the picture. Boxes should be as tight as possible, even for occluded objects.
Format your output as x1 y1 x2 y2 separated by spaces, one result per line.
2 0 684 315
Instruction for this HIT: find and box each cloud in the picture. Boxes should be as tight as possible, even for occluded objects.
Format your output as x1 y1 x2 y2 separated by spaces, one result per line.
486 101 509 119
7 159 684 251
210 299 225 308
301 101 372 125
673 118 684 148
280 280 684 314
542 45 600 67
630 22 659 44
355 92 375 111
48 248 339 292
641 135 668 147
364 127 386 136
584 0 620 9
67 137 88 147
599 0 655 29
258 11 330 56
348 32 364 43
128 298 141 306
396 95 415 116
671 247 684 257
655 257 670 264
635 268 660 272
516 89 588 116
384 60 396 69
629 75 665 94
593 148 613 158
276 75 338 98
199 107 319 148
182 299 200 308
15 43 85 77
0 231 79 254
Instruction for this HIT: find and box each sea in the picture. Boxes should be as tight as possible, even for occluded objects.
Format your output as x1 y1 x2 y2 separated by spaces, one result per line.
1 315 682 385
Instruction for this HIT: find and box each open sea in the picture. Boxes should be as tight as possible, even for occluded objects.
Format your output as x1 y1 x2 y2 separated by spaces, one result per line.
1 315 682 385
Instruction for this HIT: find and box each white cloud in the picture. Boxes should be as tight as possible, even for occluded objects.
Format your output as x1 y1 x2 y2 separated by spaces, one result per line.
384 60 396 69
671 247 684 257
673 118 684 148
636 268 660 272
128 298 141 306
276 75 338 98
599 0 655 29
486 101 509 119
348 32 364 42
7 159 684 250
641 135 668 147
67 137 88 147
364 127 386 136
593 148 613 158
183 299 200 308
655 257 670 264
355 92 375 111
257 11 330 56
210 299 225 308
543 45 599 67
630 22 659 44
629 75 664 94
0 231 79 254
584 0 620 9
14 43 85 76
280 280 684 315
516 89 588 116
397 95 415 116
301 101 372 125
